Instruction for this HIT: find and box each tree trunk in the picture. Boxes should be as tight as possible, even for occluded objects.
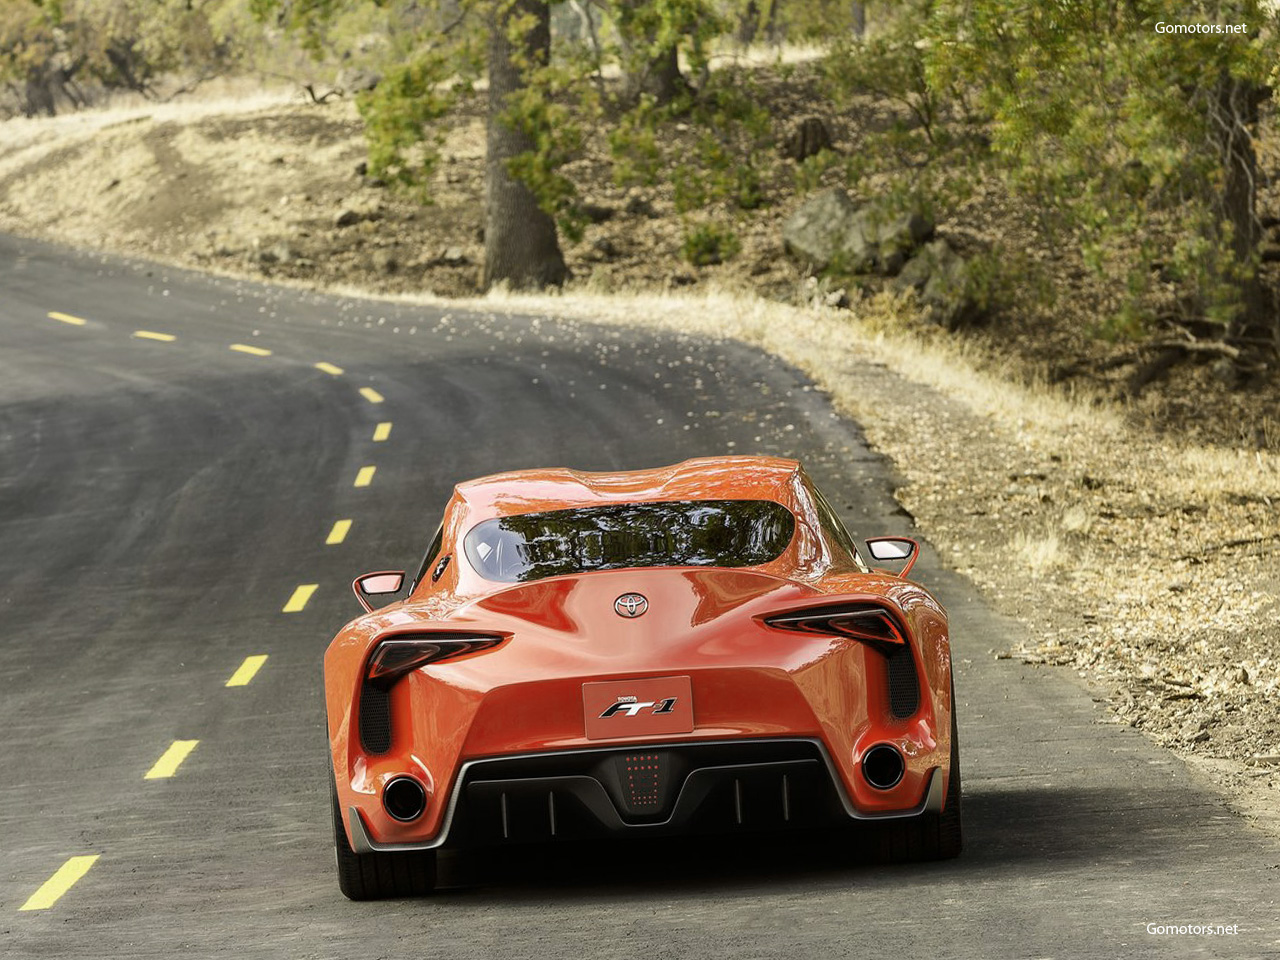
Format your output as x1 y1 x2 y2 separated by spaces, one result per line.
23 74 56 117
617 0 688 106
483 0 568 290
851 2 866 38
629 44 688 105
737 0 760 46
1217 73 1277 368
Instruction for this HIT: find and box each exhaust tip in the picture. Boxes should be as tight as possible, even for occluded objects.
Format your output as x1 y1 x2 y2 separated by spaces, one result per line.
383 776 427 822
862 744 905 790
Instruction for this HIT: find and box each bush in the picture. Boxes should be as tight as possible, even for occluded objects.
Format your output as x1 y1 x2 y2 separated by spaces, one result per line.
682 222 741 266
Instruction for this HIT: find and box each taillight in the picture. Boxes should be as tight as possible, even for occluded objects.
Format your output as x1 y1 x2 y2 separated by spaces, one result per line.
365 633 505 687
763 605 906 652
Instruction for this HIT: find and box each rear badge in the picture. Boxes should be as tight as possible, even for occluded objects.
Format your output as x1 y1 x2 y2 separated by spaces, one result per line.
583 676 694 740
614 593 648 618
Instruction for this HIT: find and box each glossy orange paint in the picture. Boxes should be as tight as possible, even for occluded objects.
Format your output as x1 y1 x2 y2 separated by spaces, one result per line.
323 456 954 848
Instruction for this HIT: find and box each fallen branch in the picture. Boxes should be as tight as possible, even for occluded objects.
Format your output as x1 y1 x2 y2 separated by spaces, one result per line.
1178 532 1280 563
302 83 343 104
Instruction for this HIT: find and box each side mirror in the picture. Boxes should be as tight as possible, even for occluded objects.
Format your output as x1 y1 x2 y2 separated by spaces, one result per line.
352 571 406 613
865 537 919 577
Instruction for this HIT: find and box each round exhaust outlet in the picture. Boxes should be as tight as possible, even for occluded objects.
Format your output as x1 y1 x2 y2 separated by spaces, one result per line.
861 744 905 790
383 776 427 822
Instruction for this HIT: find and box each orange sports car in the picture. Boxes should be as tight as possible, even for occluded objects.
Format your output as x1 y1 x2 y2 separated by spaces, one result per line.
324 456 960 899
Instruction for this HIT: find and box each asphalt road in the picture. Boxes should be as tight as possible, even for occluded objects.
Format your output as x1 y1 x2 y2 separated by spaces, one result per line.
1 233 1277 958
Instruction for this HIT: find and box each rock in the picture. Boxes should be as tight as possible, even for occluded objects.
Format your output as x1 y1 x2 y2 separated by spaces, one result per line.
891 238 980 328
782 188 859 271
782 188 934 275
580 203 615 224
589 238 620 261
780 116 833 162
255 241 297 266
1234 666 1251 684
624 195 657 218
823 287 850 309
372 250 398 274
354 161 368 177
335 203 384 229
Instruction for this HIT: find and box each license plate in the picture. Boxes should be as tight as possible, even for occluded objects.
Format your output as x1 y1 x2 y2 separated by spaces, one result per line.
583 676 694 740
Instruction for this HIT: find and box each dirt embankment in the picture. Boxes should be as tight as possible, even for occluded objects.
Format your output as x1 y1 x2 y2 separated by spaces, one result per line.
1 90 1278 832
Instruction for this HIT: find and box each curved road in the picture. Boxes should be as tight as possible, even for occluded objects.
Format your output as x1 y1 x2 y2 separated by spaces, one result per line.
1 234 1276 958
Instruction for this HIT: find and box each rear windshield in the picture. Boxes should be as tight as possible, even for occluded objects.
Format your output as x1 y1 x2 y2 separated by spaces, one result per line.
463 499 796 583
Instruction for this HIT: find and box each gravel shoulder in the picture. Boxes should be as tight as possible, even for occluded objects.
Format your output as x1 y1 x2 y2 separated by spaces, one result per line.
1 95 1277 836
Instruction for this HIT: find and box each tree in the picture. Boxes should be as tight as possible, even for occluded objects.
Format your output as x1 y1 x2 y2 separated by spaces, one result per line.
0 0 236 117
485 0 568 287
921 0 1280 371
258 0 569 291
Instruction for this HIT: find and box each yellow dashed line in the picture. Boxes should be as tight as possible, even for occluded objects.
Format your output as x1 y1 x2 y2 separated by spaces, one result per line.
230 343 272 357
283 583 318 613
372 422 392 442
144 740 199 780
19 856 99 911
133 330 176 342
315 362 344 376
354 466 376 488
326 519 352 545
47 311 87 326
359 387 384 404
226 654 268 687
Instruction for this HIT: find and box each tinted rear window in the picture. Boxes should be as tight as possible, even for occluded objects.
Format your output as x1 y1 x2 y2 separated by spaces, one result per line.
464 500 796 583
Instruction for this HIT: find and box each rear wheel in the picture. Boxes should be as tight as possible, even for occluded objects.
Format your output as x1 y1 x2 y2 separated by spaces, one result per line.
868 687 962 862
331 779 437 900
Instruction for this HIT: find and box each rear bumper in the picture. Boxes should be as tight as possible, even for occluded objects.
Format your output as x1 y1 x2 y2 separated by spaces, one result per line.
346 737 943 854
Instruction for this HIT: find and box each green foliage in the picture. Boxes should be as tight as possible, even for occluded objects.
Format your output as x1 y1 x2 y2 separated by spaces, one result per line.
816 0 1280 337
608 95 665 186
614 68 776 214
503 54 597 241
920 0 1280 331
963 246 1048 315
823 10 946 146
0 0 242 114
253 0 486 204
682 221 740 266
355 54 454 200
793 148 839 195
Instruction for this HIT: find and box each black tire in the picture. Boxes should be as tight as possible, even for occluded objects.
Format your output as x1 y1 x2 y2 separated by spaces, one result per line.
929 695 963 859
331 778 437 900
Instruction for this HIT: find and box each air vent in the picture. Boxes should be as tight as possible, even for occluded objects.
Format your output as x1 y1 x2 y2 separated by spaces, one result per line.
885 644 919 718
359 682 392 754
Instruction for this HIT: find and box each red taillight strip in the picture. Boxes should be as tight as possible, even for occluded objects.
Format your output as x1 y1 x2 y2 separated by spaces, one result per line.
763 605 906 652
365 633 506 687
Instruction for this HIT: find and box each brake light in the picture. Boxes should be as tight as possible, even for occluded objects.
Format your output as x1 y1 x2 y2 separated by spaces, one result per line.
365 633 505 687
763 605 906 651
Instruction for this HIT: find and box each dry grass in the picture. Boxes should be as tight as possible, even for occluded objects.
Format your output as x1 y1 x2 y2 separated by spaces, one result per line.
0 80 296 152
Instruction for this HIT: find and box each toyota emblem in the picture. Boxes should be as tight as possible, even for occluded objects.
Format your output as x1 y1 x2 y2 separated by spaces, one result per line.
614 593 648 618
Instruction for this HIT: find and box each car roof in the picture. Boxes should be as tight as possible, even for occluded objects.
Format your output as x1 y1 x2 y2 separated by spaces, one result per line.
452 456 804 522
